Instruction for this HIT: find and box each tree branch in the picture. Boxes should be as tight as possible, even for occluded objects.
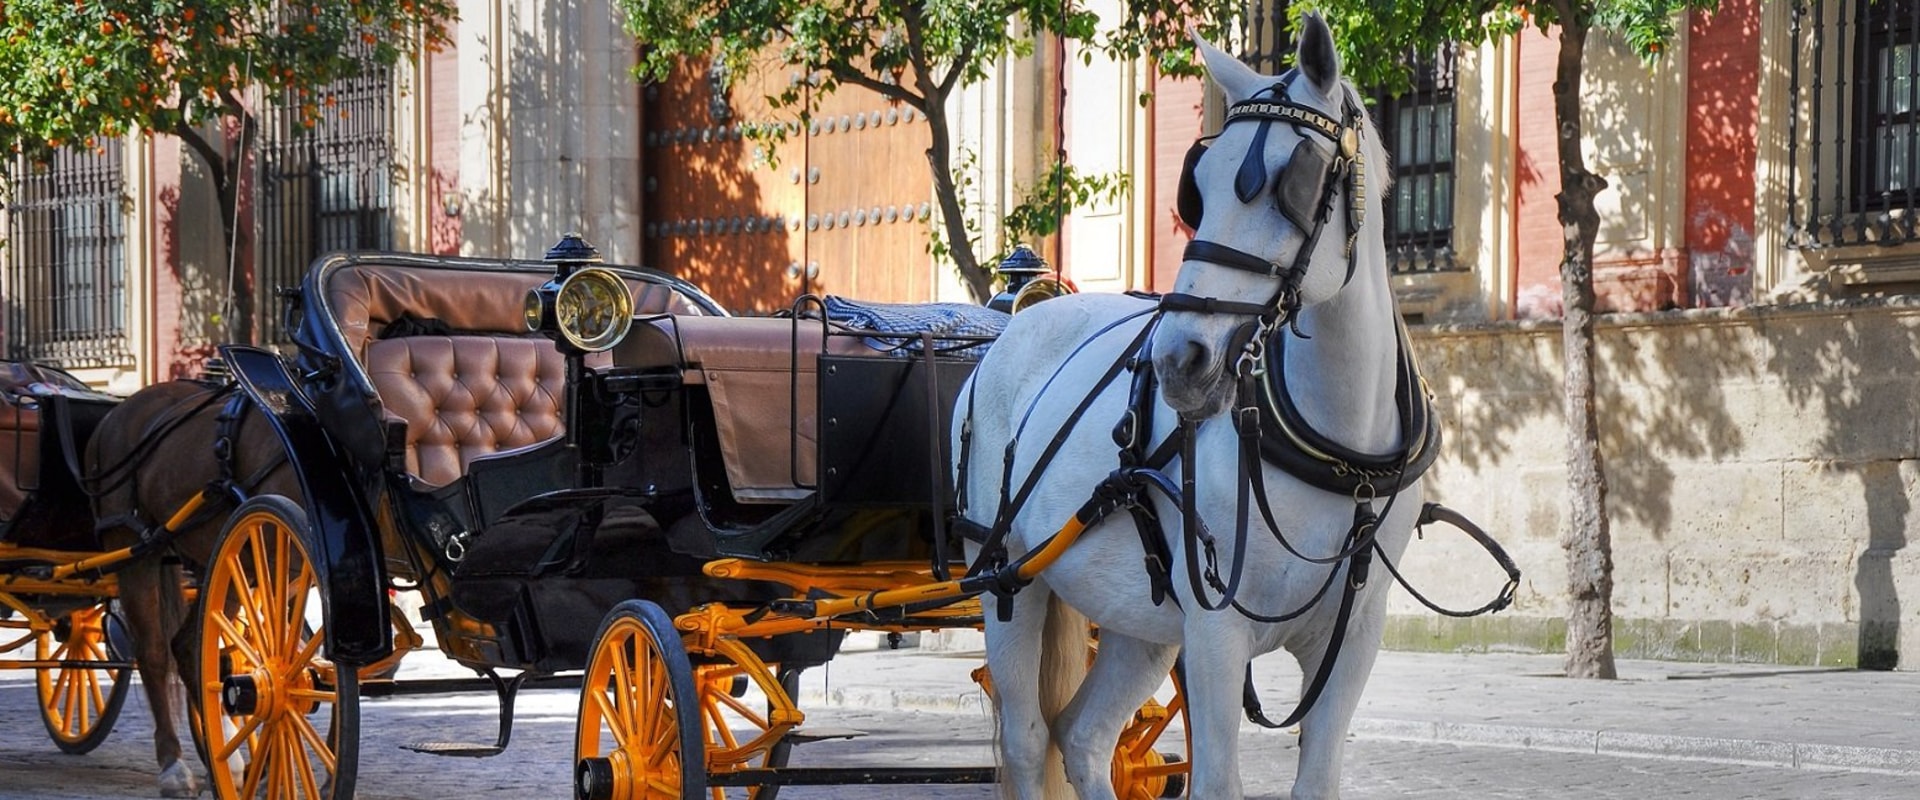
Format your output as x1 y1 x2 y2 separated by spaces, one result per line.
173 119 227 194
936 40 976 97
824 63 921 106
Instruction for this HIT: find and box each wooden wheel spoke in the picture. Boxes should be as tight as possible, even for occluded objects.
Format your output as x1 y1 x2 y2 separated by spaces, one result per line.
271 724 298 800
712 688 767 728
288 623 325 672
704 699 740 750
588 686 628 750
210 614 268 669
62 672 84 732
228 570 269 653
284 568 314 659
289 712 337 783
215 712 266 762
238 723 271 799
645 716 680 766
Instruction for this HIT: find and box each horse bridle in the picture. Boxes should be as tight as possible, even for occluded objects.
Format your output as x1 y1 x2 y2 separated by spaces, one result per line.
1160 71 1369 346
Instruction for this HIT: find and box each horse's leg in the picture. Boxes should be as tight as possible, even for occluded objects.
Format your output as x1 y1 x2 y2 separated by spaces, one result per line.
1286 588 1392 800
1054 632 1178 800
984 581 1069 800
1181 613 1252 800
118 555 199 797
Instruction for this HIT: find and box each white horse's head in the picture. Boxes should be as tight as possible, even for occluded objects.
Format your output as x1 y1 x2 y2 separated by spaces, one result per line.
1153 16 1381 418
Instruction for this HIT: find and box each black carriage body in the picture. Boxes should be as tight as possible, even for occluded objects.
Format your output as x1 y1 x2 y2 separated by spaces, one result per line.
0 362 120 552
240 250 984 675
247 252 737 673
613 313 981 568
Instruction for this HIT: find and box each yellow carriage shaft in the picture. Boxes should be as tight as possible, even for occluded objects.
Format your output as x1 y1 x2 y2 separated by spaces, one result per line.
688 515 1091 644
0 545 121 600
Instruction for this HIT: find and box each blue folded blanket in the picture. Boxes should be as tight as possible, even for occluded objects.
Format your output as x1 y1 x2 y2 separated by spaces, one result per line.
820 296 1007 359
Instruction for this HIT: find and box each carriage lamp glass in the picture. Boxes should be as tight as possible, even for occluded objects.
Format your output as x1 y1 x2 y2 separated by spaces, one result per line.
525 267 634 352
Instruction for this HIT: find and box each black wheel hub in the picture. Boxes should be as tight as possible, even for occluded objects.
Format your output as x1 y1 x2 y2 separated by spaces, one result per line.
575 757 615 800
221 674 259 716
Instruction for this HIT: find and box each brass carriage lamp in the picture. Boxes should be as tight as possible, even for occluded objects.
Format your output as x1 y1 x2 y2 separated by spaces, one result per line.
989 243 1070 313
524 232 635 354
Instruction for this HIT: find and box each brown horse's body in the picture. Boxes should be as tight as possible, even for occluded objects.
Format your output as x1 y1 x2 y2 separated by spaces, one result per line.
85 378 298 798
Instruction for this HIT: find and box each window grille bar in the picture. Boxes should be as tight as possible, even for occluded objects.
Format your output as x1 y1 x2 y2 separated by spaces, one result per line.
1907 0 1919 237
254 47 393 345
1788 0 1920 248
3 145 131 368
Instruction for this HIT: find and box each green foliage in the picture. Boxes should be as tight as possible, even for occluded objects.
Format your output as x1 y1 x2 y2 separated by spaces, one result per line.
623 0 1242 113
1004 161 1129 242
1299 0 1717 94
924 148 1128 284
0 0 457 157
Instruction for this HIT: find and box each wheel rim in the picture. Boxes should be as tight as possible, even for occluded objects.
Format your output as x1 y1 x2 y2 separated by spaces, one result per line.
36 603 131 753
577 602 701 800
197 500 357 800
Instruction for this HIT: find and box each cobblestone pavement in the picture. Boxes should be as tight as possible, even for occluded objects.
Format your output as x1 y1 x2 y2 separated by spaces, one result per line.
4 668 1917 799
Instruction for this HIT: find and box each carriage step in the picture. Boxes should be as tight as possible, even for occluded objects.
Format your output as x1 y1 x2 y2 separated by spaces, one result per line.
785 726 867 744
400 741 507 758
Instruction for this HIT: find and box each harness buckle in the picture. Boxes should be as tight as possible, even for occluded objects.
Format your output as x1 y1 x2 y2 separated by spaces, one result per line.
1234 333 1267 378
445 531 471 563
1112 409 1139 451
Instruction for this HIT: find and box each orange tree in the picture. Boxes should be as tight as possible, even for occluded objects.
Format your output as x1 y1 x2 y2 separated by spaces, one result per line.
0 0 456 342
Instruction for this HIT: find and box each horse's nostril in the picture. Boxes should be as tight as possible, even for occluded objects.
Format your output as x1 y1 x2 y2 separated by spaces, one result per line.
1176 341 1211 376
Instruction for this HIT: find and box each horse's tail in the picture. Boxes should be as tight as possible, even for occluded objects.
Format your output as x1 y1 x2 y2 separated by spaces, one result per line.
1036 594 1089 799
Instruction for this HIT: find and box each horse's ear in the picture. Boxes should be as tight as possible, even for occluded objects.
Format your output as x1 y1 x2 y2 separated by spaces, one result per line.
1193 32 1269 104
1297 14 1340 95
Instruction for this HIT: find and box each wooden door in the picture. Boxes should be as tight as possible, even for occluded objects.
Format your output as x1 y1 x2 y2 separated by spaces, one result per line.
643 62 932 314
642 63 805 313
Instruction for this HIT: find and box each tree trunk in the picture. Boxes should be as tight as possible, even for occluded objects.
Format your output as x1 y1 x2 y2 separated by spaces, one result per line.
922 104 992 303
1550 15 1617 680
898 6 991 304
175 120 256 345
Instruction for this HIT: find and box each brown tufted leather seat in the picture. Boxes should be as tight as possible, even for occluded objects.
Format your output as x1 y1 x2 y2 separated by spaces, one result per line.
364 336 566 488
318 262 707 489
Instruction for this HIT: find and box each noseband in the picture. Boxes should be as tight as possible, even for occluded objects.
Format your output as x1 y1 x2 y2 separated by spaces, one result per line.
1160 72 1368 337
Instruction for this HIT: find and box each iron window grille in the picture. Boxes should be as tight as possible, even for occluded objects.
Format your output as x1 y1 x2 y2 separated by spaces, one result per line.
1370 47 1459 273
255 52 394 345
2 145 132 368
1789 0 1920 247
1233 4 1460 273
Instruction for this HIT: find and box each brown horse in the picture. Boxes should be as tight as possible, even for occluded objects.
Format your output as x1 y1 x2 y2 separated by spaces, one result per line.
84 377 299 798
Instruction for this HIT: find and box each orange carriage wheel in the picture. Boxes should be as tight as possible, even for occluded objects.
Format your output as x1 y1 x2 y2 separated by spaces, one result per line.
688 648 799 800
36 601 132 754
194 496 359 800
576 599 704 800
1111 682 1189 800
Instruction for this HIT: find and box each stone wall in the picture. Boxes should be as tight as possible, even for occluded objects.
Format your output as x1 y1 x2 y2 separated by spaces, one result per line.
1393 297 1920 669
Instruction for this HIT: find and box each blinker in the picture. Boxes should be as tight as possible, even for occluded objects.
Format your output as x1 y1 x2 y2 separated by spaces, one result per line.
1278 139 1333 233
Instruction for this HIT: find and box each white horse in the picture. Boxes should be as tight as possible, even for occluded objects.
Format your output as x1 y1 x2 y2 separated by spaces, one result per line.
955 17 1428 799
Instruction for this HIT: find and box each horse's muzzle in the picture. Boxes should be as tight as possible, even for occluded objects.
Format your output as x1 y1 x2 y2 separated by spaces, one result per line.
1152 341 1235 419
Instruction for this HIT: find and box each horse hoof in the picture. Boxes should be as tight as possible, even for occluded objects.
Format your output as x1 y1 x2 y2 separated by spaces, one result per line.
158 760 201 798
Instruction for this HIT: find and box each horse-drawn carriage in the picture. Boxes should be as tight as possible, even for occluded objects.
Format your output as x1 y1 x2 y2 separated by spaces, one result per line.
0 235 1190 800
3 20 1521 800
0 361 135 754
